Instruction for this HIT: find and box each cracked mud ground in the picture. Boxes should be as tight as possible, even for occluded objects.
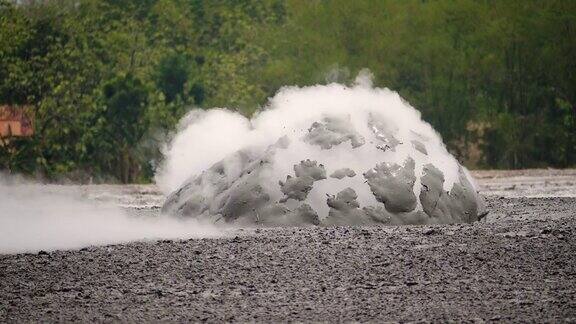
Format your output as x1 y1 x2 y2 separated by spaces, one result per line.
1 175 576 322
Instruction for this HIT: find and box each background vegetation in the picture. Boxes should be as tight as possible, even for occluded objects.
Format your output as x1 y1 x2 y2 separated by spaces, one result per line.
1 0 574 182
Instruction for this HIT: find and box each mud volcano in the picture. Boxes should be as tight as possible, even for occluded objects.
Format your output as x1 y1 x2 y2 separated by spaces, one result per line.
160 73 486 226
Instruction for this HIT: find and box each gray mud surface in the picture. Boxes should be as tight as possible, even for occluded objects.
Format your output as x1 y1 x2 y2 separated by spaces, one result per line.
1 171 576 322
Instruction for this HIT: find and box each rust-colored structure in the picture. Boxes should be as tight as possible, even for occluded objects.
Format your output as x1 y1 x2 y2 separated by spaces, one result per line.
0 105 34 143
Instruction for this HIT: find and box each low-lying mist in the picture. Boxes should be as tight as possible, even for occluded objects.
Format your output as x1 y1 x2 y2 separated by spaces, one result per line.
0 176 223 254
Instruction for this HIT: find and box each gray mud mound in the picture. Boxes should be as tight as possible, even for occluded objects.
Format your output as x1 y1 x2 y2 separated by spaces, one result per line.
162 112 486 226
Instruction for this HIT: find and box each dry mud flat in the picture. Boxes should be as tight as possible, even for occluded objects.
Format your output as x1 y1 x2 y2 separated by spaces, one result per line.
1 171 576 322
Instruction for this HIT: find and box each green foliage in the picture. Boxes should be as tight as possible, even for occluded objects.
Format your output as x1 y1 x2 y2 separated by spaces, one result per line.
0 0 574 182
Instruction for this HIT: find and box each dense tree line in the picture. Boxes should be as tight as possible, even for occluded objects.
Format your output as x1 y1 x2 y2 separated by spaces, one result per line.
0 0 574 182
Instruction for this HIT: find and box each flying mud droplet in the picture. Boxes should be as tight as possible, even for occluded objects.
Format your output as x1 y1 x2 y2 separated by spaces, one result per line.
330 168 356 179
411 140 427 155
363 158 417 213
368 112 401 152
324 188 369 225
303 116 365 149
279 160 326 202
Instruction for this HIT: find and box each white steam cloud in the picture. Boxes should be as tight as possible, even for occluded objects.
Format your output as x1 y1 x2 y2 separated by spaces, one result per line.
0 176 223 254
156 70 462 218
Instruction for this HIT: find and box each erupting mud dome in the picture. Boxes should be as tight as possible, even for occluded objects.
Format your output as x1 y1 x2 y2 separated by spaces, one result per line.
159 71 486 226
